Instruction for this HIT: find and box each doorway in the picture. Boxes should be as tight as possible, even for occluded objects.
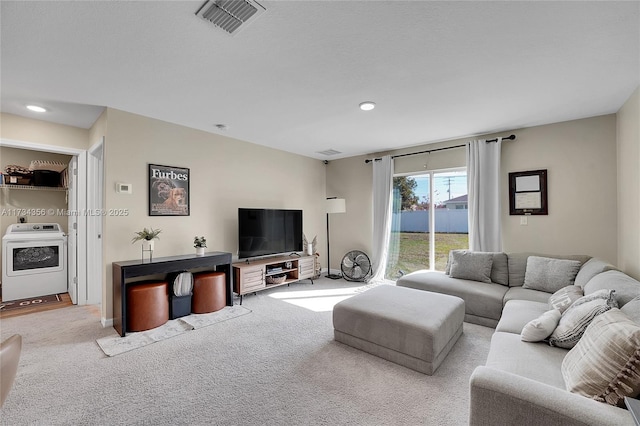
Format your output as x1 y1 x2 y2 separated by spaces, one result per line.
386 169 469 280
0 138 102 308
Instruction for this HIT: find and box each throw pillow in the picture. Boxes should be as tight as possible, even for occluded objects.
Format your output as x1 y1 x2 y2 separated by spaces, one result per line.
571 288 618 310
521 309 562 342
522 256 582 293
449 251 493 283
446 250 508 285
548 299 612 349
548 286 584 314
622 296 640 325
445 249 464 275
562 309 640 407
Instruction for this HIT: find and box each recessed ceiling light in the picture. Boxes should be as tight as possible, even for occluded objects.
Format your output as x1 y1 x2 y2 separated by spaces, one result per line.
26 105 47 113
359 101 376 111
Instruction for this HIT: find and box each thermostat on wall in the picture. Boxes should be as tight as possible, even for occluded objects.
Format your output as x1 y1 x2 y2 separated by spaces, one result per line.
116 183 132 194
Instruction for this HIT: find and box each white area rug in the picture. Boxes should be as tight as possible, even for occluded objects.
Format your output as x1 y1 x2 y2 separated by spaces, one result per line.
96 305 251 356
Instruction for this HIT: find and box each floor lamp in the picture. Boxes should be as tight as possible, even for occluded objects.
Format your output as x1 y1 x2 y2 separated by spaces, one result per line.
326 197 346 279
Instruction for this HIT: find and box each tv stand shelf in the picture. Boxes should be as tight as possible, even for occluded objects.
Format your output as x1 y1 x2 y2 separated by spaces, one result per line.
233 254 315 304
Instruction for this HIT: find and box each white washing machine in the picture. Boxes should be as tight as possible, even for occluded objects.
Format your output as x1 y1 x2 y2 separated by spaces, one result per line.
2 223 67 301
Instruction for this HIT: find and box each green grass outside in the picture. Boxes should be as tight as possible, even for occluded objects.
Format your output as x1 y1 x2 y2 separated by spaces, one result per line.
385 232 469 280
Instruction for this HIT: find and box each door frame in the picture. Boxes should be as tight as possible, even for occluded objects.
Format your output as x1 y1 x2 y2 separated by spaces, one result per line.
0 138 95 306
86 138 104 306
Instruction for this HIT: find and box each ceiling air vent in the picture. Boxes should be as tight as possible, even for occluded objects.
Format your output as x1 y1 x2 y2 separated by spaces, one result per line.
196 0 266 35
317 149 342 156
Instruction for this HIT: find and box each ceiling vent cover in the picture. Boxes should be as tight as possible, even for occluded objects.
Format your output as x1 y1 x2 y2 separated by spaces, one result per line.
317 149 342 156
196 0 266 35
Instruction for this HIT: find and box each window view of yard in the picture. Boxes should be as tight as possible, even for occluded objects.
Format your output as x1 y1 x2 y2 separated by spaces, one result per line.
386 232 469 279
385 171 469 280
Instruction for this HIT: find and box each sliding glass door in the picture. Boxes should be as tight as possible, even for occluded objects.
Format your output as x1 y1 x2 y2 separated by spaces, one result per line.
385 169 469 280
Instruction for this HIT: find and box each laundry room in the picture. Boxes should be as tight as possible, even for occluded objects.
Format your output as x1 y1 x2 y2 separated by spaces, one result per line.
0 146 72 301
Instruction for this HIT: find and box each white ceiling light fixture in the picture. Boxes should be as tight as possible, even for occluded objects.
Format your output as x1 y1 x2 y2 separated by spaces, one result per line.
196 0 266 35
359 101 376 111
26 105 47 113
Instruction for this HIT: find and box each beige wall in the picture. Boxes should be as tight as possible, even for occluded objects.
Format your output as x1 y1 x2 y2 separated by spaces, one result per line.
501 115 617 261
328 114 619 270
102 108 327 320
326 155 372 273
1 113 90 150
617 86 640 279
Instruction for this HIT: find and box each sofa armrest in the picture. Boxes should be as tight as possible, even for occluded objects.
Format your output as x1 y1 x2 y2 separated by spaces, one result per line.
469 366 634 426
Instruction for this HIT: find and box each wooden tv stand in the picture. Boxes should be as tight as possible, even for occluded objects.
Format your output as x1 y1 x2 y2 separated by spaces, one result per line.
233 254 315 304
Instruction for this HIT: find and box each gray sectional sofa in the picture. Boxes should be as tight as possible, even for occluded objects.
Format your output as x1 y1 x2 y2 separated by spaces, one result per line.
396 253 640 426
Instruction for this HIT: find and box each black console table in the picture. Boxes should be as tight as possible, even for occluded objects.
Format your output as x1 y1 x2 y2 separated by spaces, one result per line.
112 252 232 336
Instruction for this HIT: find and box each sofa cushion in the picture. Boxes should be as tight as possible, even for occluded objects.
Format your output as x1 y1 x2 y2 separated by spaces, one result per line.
548 286 584 314
583 270 640 307
507 253 590 288
521 309 562 342
522 256 582 293
548 298 613 349
496 299 549 334
446 250 509 286
562 309 640 407
396 270 508 321
485 331 567 389
574 257 617 288
449 251 493 283
503 287 551 305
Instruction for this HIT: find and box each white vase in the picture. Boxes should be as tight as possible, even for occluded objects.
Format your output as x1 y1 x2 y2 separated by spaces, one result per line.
142 239 154 251
307 244 313 256
195 247 205 256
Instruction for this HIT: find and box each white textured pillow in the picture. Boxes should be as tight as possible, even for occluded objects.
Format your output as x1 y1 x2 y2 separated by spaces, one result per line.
548 286 584 314
449 251 493 283
521 309 562 342
523 256 582 293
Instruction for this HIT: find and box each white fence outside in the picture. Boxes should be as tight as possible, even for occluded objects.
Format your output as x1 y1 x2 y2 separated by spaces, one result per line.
392 210 468 233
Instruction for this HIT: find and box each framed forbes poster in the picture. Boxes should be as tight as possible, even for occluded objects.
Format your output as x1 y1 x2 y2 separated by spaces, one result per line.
148 164 190 216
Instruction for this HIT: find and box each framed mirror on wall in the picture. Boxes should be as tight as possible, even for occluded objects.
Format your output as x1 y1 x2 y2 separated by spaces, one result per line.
509 169 548 215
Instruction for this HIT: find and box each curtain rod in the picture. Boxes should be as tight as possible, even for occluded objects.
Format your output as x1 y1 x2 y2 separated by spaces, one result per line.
364 134 516 164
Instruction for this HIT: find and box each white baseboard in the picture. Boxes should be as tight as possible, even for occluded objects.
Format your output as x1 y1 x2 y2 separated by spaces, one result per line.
101 317 113 328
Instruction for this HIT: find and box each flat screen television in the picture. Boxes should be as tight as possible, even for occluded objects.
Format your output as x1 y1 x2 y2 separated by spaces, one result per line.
238 208 303 259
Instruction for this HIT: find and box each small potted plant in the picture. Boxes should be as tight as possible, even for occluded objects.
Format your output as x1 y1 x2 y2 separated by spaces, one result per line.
132 227 162 252
194 236 207 256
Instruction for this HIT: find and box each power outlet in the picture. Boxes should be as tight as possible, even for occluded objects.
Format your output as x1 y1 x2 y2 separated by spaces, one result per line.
520 216 528 225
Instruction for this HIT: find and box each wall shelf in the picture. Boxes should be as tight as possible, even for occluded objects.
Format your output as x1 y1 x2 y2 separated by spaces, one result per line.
0 184 67 192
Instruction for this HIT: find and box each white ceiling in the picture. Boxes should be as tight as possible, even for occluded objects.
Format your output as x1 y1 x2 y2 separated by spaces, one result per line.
1 1 638 160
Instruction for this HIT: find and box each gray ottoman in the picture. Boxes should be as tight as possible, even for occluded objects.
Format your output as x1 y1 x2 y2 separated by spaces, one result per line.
333 285 465 375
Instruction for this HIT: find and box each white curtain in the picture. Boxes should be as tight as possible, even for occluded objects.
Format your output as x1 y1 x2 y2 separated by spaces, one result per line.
467 138 502 252
370 155 394 282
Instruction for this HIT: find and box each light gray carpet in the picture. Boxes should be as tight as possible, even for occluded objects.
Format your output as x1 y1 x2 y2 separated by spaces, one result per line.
0 279 493 425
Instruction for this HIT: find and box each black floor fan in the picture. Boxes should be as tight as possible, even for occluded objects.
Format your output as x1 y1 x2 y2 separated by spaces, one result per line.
340 250 372 282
